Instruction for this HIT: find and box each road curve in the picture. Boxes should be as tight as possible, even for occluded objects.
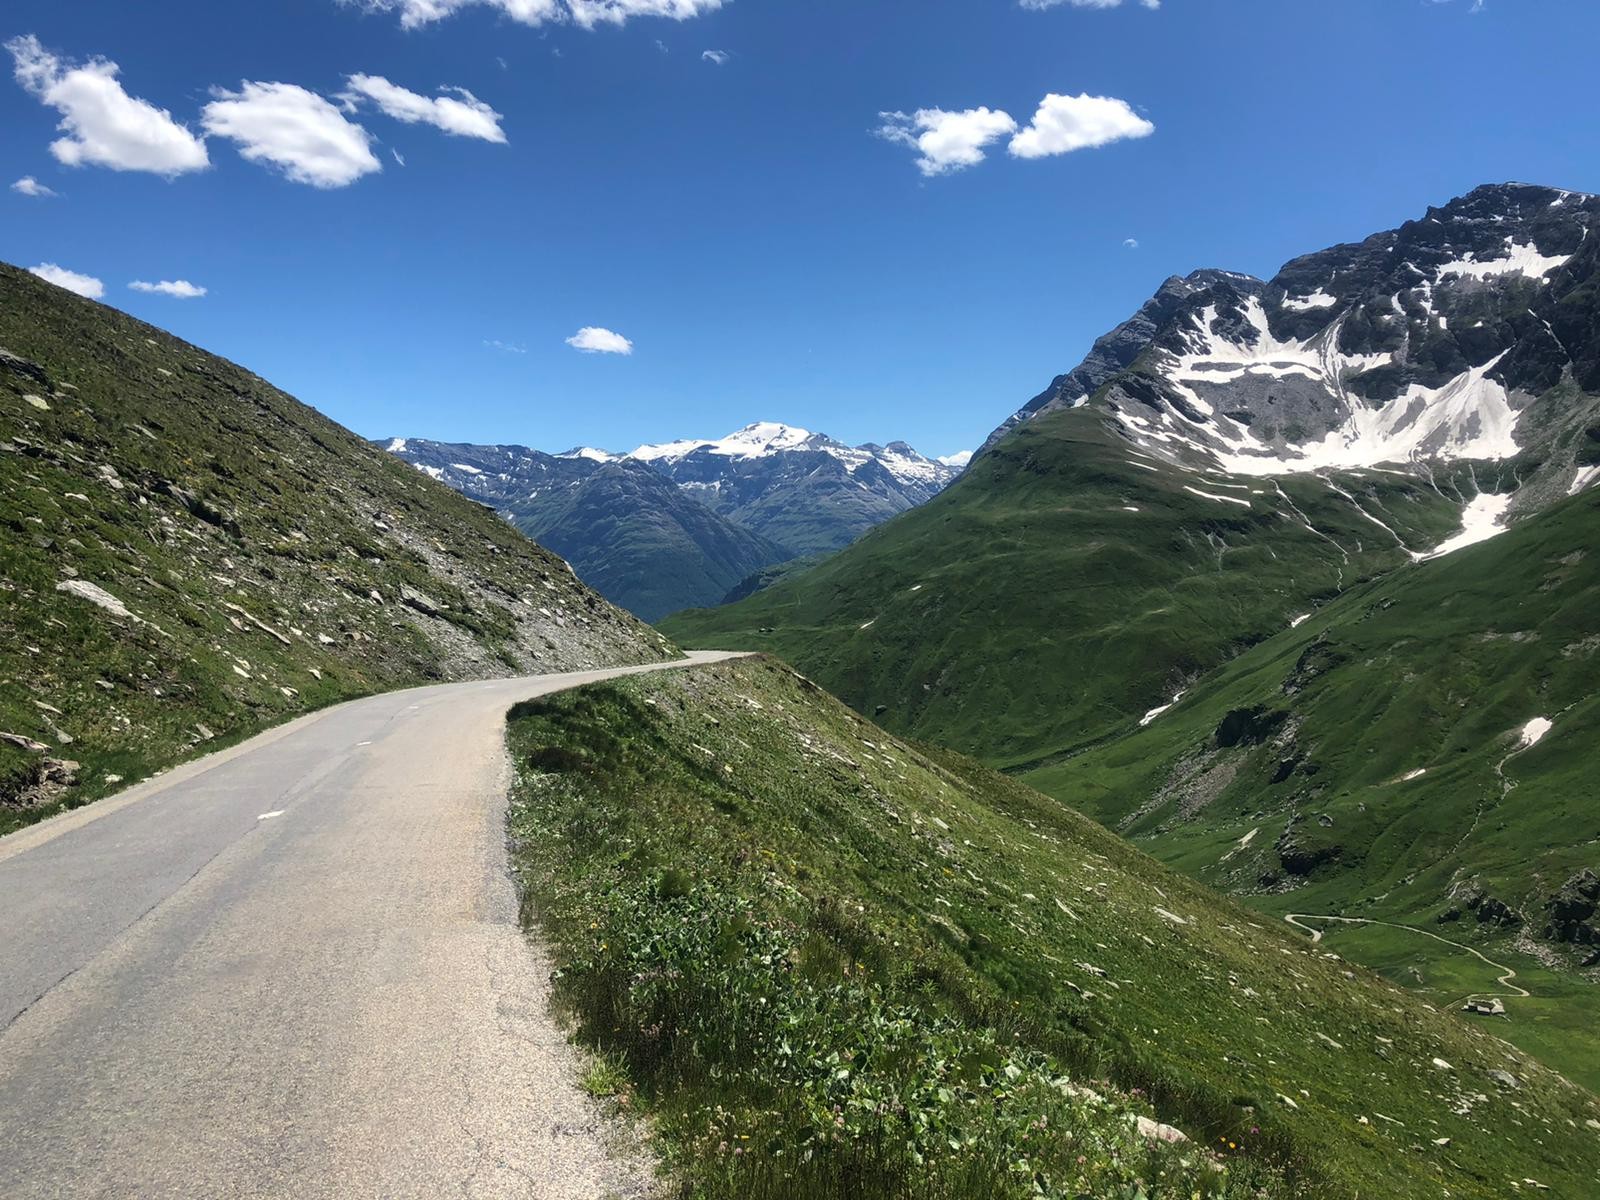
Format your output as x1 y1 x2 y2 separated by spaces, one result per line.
1284 913 1531 1009
0 651 741 1199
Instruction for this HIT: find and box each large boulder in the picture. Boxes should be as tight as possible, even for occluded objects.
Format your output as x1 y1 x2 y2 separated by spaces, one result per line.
1543 869 1599 944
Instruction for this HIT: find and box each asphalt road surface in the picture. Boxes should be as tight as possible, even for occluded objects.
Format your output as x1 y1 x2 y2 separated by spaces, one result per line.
0 652 740 1199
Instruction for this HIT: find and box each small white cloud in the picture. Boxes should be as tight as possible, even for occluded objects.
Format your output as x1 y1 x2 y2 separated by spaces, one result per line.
392 147 407 166
10 175 57 197
937 451 973 469
6 34 209 176
130 279 207 298
566 326 633 355
484 338 527 354
1008 92 1154 159
567 0 728 28
29 262 105 299
352 0 724 30
1020 0 1160 9
203 82 382 188
878 107 1018 176
1123 237 1139 249
702 49 729 65
339 74 507 143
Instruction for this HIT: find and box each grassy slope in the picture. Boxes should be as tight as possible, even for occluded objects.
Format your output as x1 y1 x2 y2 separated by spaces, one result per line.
663 406 1468 768
0 264 670 834
1028 485 1600 1083
507 658 1600 1200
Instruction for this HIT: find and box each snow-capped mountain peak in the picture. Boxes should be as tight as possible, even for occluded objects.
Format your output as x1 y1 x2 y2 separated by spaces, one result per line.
624 421 959 490
557 446 623 463
631 422 819 463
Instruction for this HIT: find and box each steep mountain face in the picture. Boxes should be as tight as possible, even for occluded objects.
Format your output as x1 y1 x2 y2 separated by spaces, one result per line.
387 423 963 618
0 262 670 834
1032 484 1600 1085
609 422 963 556
383 440 791 622
979 268 1258 455
993 183 1600 505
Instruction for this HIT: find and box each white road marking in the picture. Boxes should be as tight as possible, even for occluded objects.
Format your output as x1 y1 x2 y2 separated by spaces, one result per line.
258 811 285 821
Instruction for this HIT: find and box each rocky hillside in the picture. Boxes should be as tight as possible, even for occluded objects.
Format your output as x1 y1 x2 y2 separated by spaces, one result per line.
387 423 964 618
380 439 791 622
507 657 1600 1199
0 262 672 835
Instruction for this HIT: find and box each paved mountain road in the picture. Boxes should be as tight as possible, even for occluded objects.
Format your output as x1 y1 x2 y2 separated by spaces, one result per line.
0 652 739 1199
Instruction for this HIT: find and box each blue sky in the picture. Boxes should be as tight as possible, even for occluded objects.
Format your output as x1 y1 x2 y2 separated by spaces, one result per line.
4 0 1598 460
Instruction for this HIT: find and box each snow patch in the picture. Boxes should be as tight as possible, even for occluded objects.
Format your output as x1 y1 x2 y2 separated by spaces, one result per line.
1422 492 1513 560
1184 485 1252 508
1570 465 1600 496
1437 239 1571 282
1139 690 1186 727
1517 717 1553 749
1290 613 1312 628
386 437 408 453
1401 769 1427 782
1210 353 1520 477
1282 290 1339 312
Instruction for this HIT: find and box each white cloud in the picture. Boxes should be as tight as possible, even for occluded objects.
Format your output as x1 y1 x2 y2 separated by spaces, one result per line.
484 338 527 353
567 0 725 28
203 82 381 188
392 147 406 166
1020 0 1160 9
6 35 209 176
702 49 729 65
1123 237 1139 249
877 107 1018 176
11 175 57 197
130 279 207 298
29 262 105 299
1008 93 1154 159
937 451 973 469
566 326 634 355
351 0 723 30
339 74 507 142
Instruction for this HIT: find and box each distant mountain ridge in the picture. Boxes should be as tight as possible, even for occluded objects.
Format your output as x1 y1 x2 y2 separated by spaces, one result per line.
385 423 964 619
